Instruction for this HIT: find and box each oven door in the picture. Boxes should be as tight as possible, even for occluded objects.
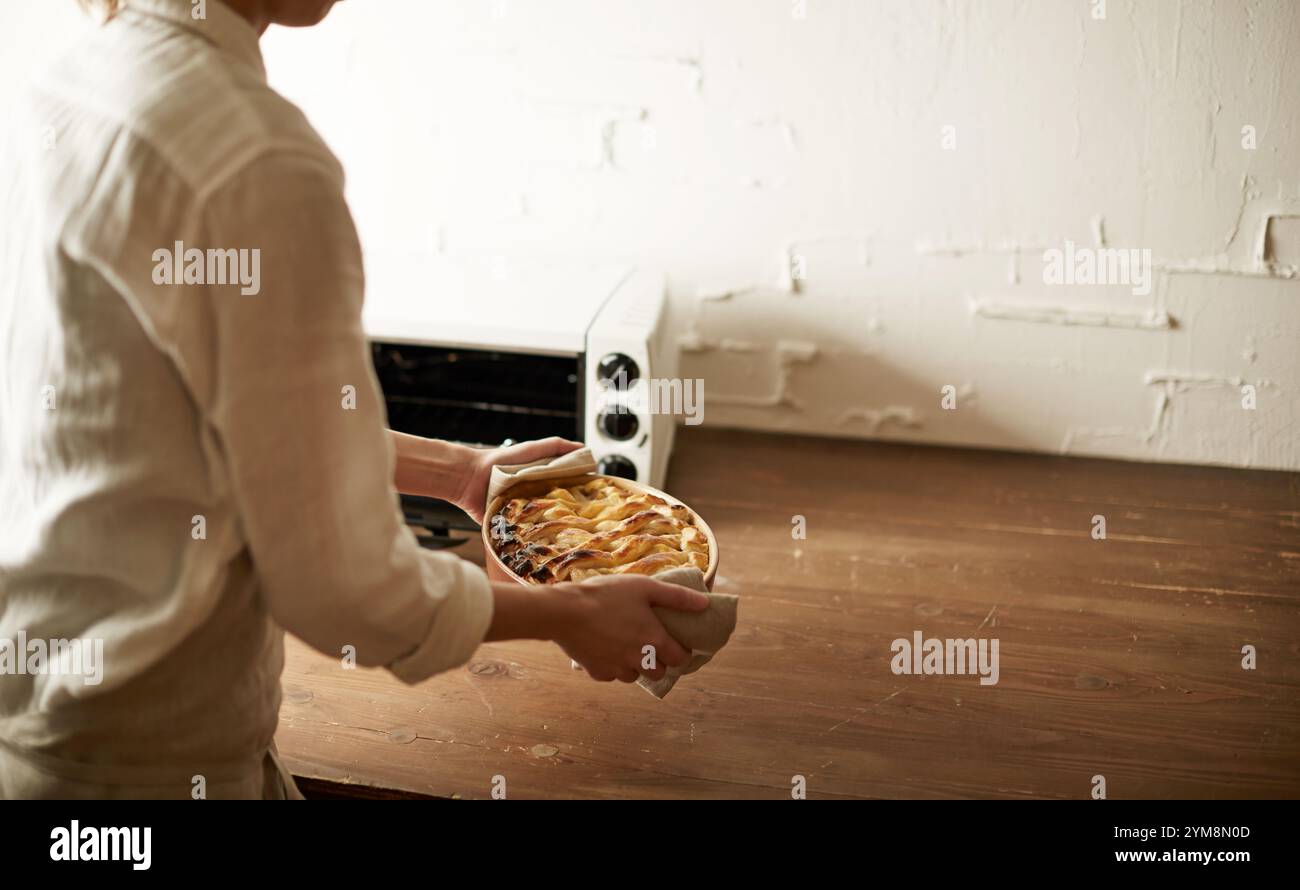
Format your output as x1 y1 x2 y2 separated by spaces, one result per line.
372 341 584 546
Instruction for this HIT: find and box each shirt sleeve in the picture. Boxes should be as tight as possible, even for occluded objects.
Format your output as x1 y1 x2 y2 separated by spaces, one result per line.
197 148 493 684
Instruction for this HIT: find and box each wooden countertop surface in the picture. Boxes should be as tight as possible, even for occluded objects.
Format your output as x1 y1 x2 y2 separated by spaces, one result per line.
276 427 1300 799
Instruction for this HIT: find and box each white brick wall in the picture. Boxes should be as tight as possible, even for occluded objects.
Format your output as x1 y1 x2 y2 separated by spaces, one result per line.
6 1 1298 470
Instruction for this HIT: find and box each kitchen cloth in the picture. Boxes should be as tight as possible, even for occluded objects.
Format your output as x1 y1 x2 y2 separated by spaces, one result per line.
485 449 739 698
637 565 738 699
486 446 601 503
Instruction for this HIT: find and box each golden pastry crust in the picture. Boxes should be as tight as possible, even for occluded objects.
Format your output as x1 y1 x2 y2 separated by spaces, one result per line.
489 477 710 584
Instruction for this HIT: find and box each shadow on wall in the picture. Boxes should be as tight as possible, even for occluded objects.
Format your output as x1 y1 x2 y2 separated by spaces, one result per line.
674 288 1029 456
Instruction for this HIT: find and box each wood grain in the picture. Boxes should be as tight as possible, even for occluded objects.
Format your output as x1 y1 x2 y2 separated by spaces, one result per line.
276 428 1300 799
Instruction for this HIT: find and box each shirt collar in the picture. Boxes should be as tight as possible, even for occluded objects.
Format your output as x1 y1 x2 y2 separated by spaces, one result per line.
123 0 266 79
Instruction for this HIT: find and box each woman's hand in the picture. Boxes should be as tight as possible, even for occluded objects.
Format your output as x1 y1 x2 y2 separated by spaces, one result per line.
453 436 584 523
551 575 709 682
389 432 582 523
488 575 710 683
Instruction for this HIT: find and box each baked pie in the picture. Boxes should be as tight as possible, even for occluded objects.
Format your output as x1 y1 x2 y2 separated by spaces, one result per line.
489 477 711 584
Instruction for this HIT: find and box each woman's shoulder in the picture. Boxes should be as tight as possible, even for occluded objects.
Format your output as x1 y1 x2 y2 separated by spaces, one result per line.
36 16 340 201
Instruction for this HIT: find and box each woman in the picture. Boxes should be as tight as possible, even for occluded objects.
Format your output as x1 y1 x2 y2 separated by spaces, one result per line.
0 0 707 798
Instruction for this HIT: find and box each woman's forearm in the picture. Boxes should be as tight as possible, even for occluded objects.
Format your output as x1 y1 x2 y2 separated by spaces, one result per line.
389 432 582 523
485 582 576 642
389 430 476 502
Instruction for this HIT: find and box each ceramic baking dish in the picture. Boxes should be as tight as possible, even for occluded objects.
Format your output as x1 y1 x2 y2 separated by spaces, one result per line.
482 474 719 590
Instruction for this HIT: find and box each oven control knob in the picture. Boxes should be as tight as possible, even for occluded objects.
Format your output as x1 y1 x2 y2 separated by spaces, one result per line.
597 455 637 480
597 353 639 391
598 408 638 441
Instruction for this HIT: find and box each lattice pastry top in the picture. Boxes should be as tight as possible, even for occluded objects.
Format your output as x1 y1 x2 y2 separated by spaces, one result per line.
489 477 710 584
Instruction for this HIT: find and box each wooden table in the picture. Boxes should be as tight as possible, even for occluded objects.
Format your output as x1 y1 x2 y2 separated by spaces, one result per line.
276 427 1300 799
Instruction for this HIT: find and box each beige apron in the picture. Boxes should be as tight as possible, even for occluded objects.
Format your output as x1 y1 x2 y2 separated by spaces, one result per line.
0 738 302 800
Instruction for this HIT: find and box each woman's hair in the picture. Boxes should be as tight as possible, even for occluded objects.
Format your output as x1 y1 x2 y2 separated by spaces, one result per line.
77 0 122 22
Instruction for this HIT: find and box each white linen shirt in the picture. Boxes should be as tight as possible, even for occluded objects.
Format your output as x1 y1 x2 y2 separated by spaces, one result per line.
0 0 493 795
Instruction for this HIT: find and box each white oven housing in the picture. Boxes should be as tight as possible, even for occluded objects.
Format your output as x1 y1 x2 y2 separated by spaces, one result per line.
362 253 675 489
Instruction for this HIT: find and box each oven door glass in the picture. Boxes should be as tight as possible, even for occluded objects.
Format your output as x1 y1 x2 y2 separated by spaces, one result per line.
373 341 584 541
